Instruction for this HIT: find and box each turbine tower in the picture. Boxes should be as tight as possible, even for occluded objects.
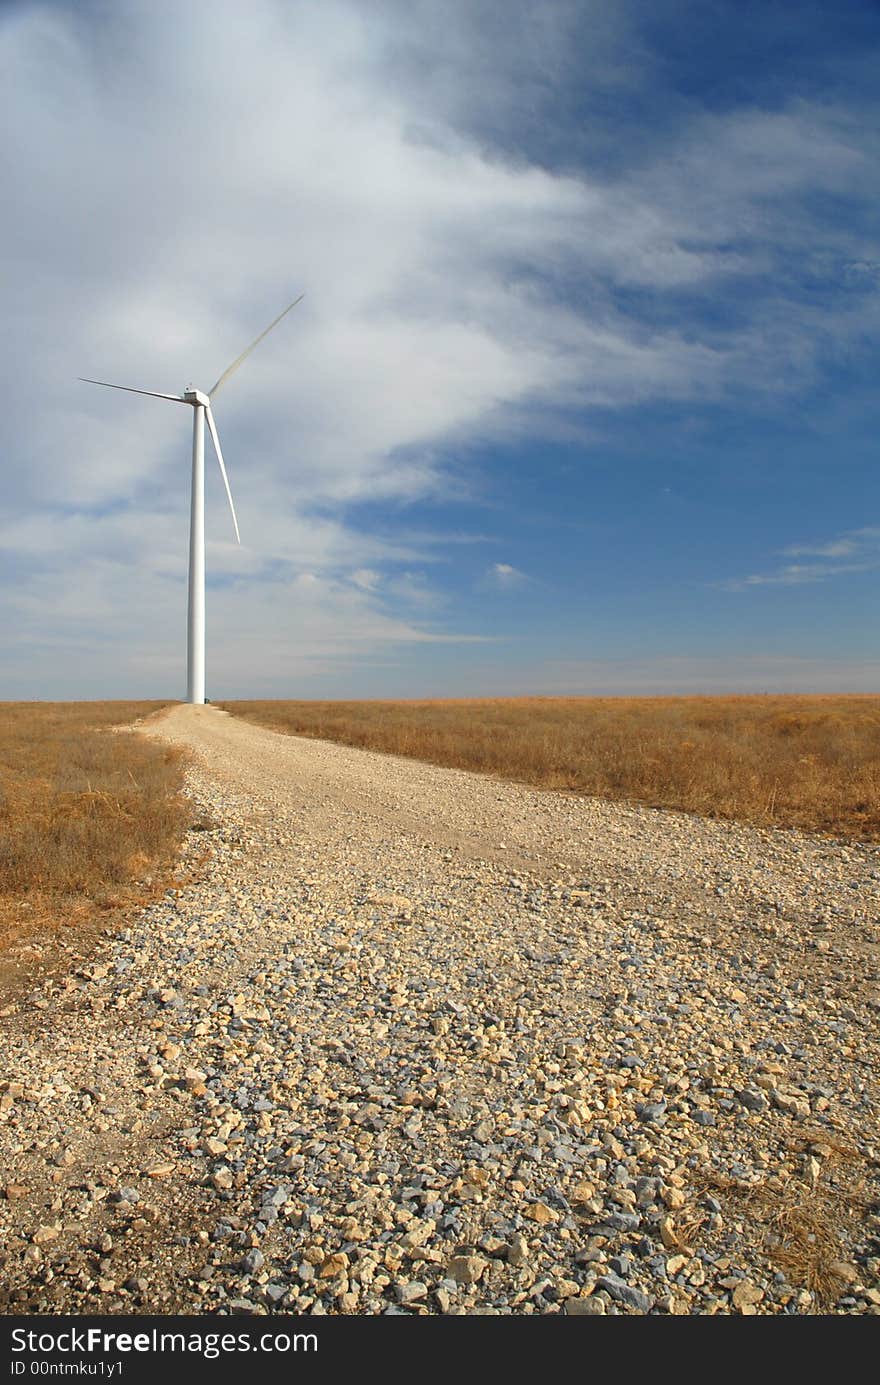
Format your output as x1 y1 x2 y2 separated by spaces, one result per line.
81 295 303 703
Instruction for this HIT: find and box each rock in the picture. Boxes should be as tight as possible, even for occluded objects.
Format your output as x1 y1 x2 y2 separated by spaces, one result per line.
637 1101 667 1124
771 1090 810 1119
479 1236 507 1259
396 1281 428 1304
566 1295 606 1315
116 1187 140 1205
506 1234 529 1267
604 1211 640 1231
737 1089 768 1113
570 1181 596 1204
4 1184 29 1201
32 1225 60 1246
732 1280 764 1310
659 1217 680 1250
595 1274 654 1313
691 1110 716 1127
447 1255 487 1285
366 892 413 915
524 1202 557 1225
662 1186 686 1210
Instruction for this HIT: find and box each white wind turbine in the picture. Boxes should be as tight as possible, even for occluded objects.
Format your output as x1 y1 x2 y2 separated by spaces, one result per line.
81 295 303 704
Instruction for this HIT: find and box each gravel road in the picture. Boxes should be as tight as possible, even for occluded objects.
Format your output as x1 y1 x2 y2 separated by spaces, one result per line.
1 703 879 1315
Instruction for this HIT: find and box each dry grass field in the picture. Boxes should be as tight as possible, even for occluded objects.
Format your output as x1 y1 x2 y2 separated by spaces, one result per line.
220 694 880 841
0 702 190 963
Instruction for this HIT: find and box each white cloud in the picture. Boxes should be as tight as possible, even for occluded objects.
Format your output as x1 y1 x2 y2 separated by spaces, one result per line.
0 553 489 700
721 526 880 591
385 571 443 609
351 569 381 591
783 527 880 560
727 562 871 589
488 562 527 588
782 540 858 559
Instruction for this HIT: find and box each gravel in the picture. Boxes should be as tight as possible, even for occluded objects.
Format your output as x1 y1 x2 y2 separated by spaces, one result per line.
1 703 878 1316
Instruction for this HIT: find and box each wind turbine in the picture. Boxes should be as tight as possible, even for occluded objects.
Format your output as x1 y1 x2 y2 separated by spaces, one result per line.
81 295 303 704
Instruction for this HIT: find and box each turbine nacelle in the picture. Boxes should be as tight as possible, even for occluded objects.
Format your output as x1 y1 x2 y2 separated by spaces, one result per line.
183 388 210 407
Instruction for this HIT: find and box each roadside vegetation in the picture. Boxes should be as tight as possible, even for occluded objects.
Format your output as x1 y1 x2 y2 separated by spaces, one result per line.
220 695 880 841
0 702 189 956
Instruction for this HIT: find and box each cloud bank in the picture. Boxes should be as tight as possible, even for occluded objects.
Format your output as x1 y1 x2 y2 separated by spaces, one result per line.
722 527 880 590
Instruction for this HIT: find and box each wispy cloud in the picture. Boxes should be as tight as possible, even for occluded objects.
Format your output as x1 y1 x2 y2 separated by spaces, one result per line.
782 540 858 560
782 527 880 559
487 562 527 589
350 568 381 592
721 526 880 591
384 571 444 609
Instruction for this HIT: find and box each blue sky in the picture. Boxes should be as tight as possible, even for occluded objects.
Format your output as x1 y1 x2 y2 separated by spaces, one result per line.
1 0 878 698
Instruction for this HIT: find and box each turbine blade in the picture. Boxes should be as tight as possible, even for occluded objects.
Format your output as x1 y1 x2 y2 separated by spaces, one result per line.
205 406 241 545
79 378 188 403
208 294 304 399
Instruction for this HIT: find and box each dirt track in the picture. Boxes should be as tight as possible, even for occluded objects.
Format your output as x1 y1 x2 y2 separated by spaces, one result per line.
1 703 878 1314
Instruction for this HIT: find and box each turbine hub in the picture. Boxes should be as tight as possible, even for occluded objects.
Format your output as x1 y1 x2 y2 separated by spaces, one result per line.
183 388 210 407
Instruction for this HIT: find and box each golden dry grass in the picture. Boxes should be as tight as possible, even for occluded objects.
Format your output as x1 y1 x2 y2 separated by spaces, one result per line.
0 702 190 957
219 695 880 841
695 1131 869 1310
